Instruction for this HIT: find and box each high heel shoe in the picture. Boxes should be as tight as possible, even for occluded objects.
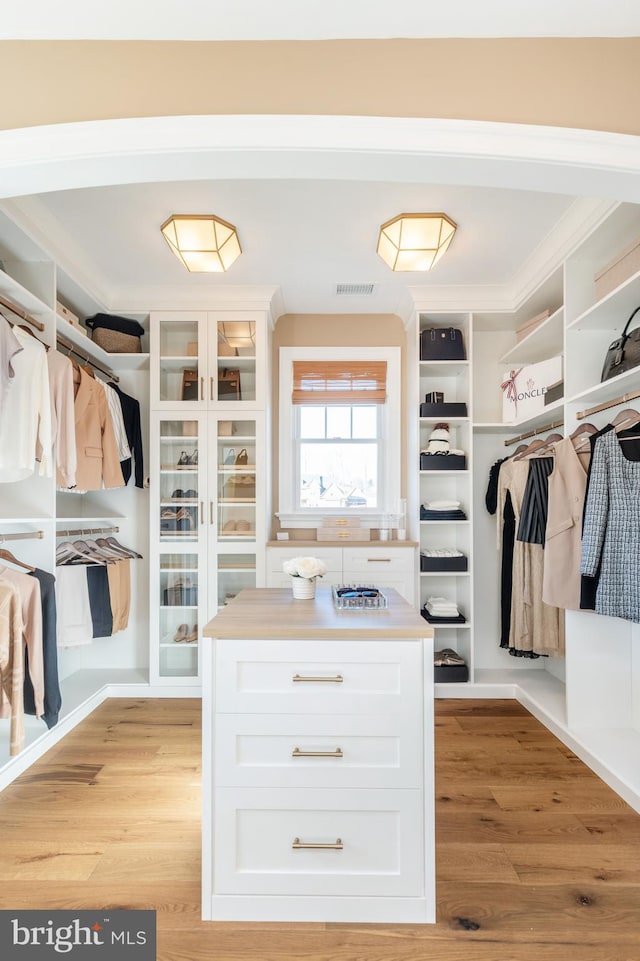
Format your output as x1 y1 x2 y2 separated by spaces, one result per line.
188 449 199 466
185 624 198 643
174 623 189 643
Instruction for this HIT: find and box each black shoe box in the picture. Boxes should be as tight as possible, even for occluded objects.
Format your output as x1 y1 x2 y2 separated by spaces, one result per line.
420 452 466 470
420 402 468 417
434 663 469 683
420 554 468 572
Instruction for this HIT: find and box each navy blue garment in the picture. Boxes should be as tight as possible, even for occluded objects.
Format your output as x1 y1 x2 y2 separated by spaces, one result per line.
25 569 62 729
86 565 114 638
109 384 144 488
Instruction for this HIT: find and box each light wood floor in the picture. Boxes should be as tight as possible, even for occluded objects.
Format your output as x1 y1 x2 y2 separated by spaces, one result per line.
0 698 639 961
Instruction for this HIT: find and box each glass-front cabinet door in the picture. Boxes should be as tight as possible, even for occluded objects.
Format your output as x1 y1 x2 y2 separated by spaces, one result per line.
151 310 208 409
209 311 265 410
151 414 207 683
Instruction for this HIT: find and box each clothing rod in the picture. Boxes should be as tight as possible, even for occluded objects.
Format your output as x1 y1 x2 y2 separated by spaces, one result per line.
56 334 119 384
56 526 119 537
504 418 564 447
0 294 46 332
0 530 45 542
576 389 640 420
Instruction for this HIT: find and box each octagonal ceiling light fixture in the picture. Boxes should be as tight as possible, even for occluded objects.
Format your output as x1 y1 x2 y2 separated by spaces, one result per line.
377 212 457 271
160 214 242 272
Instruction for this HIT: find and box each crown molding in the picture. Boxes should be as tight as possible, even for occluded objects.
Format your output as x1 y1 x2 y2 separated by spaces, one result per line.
112 284 281 314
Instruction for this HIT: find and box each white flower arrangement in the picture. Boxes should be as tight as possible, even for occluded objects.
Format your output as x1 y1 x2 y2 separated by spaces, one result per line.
282 556 328 580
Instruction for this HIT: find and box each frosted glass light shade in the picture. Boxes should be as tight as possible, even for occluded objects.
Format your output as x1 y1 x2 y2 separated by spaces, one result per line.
161 214 242 272
377 213 457 271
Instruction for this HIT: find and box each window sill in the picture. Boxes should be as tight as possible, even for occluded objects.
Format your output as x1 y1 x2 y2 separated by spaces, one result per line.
276 511 384 529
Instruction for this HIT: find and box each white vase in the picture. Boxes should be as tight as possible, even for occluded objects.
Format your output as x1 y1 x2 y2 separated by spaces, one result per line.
291 576 316 599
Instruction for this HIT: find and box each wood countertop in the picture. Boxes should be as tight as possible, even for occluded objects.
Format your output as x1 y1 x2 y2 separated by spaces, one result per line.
266 540 418 548
203 587 432 640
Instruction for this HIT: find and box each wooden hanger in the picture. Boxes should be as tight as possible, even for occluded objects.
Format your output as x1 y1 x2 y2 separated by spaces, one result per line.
611 408 640 431
527 432 563 457
510 443 529 457
103 536 142 559
513 438 547 461
0 547 36 573
570 421 597 452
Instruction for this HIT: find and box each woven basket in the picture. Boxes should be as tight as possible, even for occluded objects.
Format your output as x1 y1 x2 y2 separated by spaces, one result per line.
91 327 142 353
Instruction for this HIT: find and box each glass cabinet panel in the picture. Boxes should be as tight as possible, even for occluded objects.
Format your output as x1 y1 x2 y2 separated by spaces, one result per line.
159 317 202 403
159 419 202 542
217 418 257 540
216 319 256 403
217 553 256 610
158 550 200 678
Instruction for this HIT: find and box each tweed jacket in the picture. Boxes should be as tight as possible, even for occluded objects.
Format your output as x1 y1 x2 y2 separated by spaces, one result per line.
73 367 124 491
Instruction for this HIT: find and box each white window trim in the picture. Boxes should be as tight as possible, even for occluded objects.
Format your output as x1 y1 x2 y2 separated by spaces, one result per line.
277 346 401 528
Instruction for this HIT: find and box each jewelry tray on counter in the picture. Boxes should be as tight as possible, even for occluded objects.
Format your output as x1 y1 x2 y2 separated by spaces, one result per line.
332 585 388 610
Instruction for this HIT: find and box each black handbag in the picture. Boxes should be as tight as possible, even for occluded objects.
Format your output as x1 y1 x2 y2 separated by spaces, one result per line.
601 306 640 382
420 327 466 361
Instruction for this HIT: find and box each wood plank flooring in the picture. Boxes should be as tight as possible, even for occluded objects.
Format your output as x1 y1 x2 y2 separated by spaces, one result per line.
0 698 639 960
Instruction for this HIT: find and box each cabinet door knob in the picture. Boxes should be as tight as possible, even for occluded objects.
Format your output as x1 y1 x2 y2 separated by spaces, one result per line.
292 674 343 683
292 747 343 758
292 838 343 850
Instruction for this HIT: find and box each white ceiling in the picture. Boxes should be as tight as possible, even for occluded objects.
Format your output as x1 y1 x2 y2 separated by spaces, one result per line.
2 0 639 39
16 177 584 317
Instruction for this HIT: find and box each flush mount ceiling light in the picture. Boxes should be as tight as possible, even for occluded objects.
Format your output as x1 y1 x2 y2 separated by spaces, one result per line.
160 214 242 272
376 213 457 271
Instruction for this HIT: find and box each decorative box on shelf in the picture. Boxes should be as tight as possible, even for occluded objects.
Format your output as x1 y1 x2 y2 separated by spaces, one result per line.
420 551 468 572
515 309 549 342
317 516 369 541
595 237 640 301
420 452 466 470
56 300 80 327
501 355 563 423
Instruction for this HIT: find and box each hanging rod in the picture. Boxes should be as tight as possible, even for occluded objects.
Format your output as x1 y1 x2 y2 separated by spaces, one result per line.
0 294 46 332
504 418 564 447
56 334 119 383
56 526 119 537
0 530 45 542
576 389 640 421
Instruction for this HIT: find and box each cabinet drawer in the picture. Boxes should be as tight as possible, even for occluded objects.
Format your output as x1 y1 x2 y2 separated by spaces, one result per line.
214 713 422 789
267 547 342 573
213 787 424 897
348 571 414 606
215 639 422 715
343 547 415 573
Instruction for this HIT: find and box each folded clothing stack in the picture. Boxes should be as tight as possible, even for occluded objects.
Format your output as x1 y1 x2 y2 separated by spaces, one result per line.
421 595 467 624
420 500 467 521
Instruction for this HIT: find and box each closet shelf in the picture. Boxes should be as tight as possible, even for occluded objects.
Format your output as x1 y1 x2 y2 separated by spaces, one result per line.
420 571 470 577
420 417 469 425
499 306 564 365
419 470 470 476
57 318 149 371
567 268 640 332
567 366 640 409
0 267 51 318
473 397 564 434
419 359 469 376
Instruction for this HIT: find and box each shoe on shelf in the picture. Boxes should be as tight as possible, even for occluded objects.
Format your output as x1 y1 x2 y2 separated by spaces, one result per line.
171 489 184 499
177 451 190 466
185 624 198 643
235 519 250 532
188 449 198 465
183 489 198 498
222 520 237 532
174 623 189 643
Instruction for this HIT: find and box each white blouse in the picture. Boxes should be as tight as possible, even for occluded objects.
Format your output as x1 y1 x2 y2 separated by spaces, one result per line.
0 327 52 483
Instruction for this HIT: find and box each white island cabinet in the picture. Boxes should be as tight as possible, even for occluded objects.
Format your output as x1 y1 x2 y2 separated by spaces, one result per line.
202 586 435 923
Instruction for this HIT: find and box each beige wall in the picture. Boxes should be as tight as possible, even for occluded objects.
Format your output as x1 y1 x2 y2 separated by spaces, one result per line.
271 314 407 537
1 38 640 135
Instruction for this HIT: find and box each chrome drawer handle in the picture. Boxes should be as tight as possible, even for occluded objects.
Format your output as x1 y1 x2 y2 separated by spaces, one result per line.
292 747 343 758
292 838 343 850
292 674 343 683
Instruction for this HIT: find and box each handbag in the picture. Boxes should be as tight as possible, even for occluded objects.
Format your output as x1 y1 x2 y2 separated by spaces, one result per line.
85 313 145 353
420 327 466 361
223 474 256 499
601 306 640 382
218 368 241 400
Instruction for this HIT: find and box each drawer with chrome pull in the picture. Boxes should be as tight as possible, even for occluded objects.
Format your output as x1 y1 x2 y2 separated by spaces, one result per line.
214 713 422 789
213 787 424 897
342 546 415 573
214 639 422 715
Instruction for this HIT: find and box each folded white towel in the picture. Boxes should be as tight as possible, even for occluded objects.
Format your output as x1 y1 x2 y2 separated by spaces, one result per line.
426 595 460 615
425 499 460 510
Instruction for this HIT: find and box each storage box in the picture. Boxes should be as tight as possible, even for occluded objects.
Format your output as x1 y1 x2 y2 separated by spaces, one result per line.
420 452 466 470
317 527 370 541
501 355 563 423
595 238 640 302
420 553 468 572
420 402 468 417
56 300 80 327
321 516 362 529
424 391 444 404
544 380 564 405
186 341 198 356
434 663 469 683
516 309 550 342
218 421 235 437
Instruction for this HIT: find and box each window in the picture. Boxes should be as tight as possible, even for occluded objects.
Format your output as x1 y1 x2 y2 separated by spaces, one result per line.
278 347 401 526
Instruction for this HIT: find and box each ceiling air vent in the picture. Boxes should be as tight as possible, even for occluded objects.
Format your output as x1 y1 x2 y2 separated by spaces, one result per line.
335 283 375 296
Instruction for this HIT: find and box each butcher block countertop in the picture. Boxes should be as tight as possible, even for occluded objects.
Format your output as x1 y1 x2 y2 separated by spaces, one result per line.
203 587 432 640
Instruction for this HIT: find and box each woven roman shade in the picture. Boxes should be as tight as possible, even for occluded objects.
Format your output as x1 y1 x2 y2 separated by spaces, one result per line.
292 361 387 405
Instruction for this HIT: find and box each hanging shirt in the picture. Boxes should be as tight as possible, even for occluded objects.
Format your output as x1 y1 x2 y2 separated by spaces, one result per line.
109 384 144 488
0 579 25 756
98 379 131 462
0 566 45 717
0 316 23 399
73 367 125 491
47 349 77 489
0 327 52 482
